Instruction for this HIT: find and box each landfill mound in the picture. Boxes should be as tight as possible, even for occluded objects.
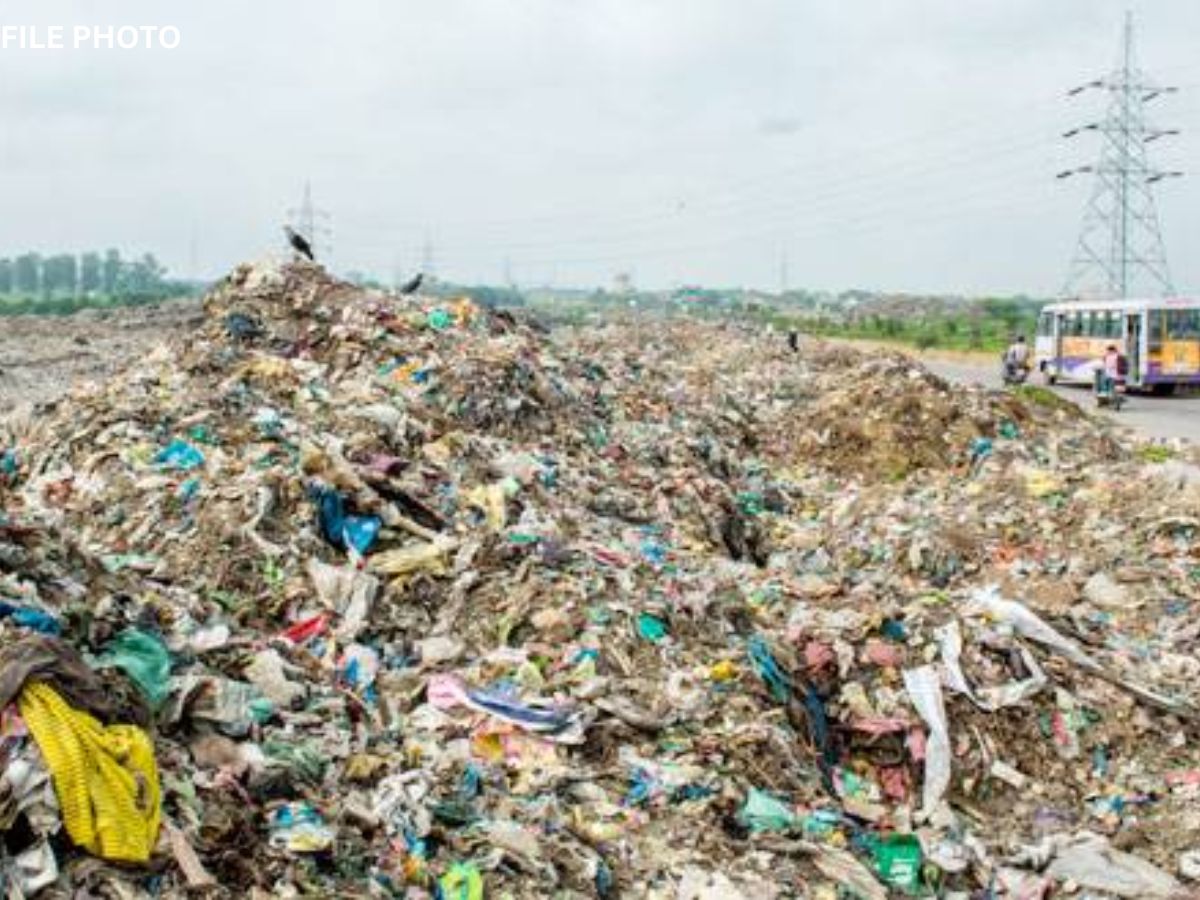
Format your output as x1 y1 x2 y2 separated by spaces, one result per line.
2 262 1200 898
787 352 1045 479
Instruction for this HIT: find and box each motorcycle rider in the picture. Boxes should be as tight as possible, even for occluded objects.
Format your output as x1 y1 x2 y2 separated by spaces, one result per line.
1003 335 1030 382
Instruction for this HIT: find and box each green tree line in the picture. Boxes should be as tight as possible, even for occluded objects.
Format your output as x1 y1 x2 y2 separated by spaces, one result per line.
795 307 1039 353
0 249 196 315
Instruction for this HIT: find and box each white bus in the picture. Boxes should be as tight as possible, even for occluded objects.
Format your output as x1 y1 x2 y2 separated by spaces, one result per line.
1035 297 1200 393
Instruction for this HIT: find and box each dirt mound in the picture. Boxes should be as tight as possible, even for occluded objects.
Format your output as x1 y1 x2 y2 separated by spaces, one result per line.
791 351 1086 480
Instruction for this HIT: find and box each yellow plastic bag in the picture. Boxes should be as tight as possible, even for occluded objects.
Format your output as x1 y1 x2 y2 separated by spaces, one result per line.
19 682 161 863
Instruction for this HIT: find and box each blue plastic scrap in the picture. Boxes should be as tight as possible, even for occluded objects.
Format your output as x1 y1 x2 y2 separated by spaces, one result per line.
0 601 60 635
225 312 264 340
594 859 615 898
465 683 573 734
803 682 838 791
1 449 17 482
459 764 482 799
154 439 205 472
747 635 791 703
969 437 994 475
311 484 382 556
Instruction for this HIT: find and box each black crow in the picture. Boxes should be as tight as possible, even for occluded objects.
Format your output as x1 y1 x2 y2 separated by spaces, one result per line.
284 226 314 261
399 273 423 295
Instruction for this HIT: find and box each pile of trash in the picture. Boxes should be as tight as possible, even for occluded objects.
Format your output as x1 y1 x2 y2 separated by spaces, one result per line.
1 260 1199 898
785 354 1045 480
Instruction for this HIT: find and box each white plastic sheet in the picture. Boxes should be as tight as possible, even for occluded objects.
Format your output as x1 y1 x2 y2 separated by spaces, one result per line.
903 665 951 822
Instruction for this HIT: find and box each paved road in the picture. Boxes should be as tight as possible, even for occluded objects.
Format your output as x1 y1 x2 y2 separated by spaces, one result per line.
925 358 1200 444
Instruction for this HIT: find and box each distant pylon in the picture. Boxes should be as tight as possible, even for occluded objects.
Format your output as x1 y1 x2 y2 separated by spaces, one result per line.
286 181 333 261
1058 12 1181 299
420 233 436 279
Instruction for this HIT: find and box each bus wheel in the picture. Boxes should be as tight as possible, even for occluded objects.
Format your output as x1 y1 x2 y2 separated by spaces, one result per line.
1152 383 1176 396
1043 371 1057 386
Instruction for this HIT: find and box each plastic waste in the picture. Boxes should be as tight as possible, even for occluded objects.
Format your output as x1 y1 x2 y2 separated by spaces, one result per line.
747 635 790 703
427 673 589 744
437 862 483 900
903 665 951 821
1013 831 1181 897
870 833 923 894
0 600 59 635
6 260 1200 897
339 643 381 699
737 788 799 833
636 611 668 642
269 802 335 853
153 439 205 471
311 483 382 556
19 682 161 863
92 628 172 709
224 312 264 339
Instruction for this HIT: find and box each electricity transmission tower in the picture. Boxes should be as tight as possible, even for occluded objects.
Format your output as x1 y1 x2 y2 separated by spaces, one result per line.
420 234 436 280
1058 12 1181 299
286 181 333 261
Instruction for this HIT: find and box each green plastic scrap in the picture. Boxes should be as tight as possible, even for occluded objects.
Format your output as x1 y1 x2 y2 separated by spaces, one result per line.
99 553 157 574
93 629 172 708
438 862 483 900
737 492 764 516
738 787 799 833
188 424 219 445
249 697 275 724
636 612 668 643
872 833 923 894
427 308 454 331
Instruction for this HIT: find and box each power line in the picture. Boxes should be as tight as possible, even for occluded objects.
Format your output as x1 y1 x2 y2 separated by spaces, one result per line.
337 130 1057 268
286 180 333 262
1059 12 1181 299
420 233 436 279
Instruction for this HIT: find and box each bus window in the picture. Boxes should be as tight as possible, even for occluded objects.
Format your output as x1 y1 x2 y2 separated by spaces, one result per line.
1070 311 1084 336
1167 310 1200 339
1037 312 1053 337
1106 311 1121 339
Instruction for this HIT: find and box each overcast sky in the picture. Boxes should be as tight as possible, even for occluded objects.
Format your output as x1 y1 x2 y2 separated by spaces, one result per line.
1 0 1198 295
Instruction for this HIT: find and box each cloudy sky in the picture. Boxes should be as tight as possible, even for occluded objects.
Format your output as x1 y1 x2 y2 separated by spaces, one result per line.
1 0 1198 295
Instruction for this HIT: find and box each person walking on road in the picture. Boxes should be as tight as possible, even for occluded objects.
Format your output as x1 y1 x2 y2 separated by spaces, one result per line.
1103 344 1121 383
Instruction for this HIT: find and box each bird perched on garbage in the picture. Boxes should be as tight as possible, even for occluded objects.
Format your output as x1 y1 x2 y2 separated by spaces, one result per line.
283 226 314 261
398 273 423 295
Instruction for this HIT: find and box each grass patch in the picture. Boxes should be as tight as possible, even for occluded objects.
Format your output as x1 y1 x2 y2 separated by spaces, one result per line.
1135 444 1177 463
1012 384 1079 413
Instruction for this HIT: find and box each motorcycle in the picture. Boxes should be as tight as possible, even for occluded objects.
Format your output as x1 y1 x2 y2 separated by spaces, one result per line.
1001 357 1029 386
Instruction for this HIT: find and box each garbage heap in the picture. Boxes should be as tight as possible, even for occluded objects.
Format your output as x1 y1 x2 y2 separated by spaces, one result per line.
2 261 1200 898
